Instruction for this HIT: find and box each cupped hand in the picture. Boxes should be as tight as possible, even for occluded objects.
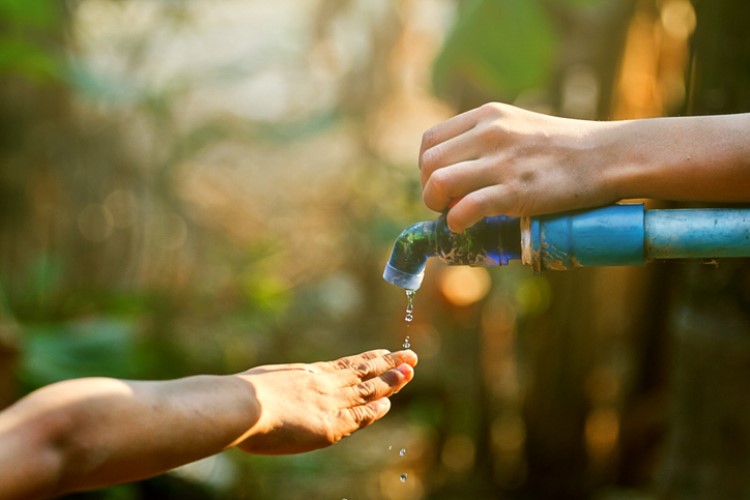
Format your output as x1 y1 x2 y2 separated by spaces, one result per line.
234 349 417 455
419 102 618 232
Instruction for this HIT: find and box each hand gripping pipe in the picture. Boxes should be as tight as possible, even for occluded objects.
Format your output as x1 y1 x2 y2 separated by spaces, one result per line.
382 203 750 290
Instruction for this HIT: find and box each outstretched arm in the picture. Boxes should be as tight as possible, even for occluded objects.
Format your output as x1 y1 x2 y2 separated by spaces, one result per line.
419 102 750 232
0 349 417 499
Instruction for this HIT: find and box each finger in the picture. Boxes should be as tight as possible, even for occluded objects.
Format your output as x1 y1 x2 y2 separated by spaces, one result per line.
345 398 392 431
388 349 418 368
447 184 516 232
419 108 479 159
422 158 495 213
419 130 483 188
330 349 390 374
333 349 417 380
346 363 415 404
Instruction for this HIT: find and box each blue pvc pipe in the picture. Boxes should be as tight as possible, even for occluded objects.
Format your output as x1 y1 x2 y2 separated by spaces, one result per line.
383 203 750 289
531 204 645 270
531 204 750 270
646 208 750 259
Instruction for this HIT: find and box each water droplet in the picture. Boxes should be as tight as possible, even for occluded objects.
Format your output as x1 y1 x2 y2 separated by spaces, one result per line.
404 289 416 323
400 448 406 456
400 473 408 483
402 336 411 349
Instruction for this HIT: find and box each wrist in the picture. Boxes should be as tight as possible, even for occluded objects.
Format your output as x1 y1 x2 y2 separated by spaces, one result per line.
591 119 656 202
226 374 263 448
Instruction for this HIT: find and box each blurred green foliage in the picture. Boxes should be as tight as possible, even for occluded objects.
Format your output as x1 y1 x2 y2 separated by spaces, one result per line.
20 318 143 387
433 0 555 100
0 0 62 81
432 0 620 107
0 0 678 498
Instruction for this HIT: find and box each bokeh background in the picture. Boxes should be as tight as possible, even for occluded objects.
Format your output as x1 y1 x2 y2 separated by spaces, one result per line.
2 0 749 499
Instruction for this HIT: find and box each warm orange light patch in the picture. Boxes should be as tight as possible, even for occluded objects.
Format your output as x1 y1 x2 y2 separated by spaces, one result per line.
437 266 492 307
612 0 695 119
585 407 620 460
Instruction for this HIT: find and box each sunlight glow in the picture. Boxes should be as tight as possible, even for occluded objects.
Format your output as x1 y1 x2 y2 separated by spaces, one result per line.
438 266 491 307
660 0 697 41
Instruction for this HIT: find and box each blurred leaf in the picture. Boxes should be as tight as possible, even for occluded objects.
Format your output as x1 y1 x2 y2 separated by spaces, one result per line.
22 253 64 315
0 0 58 28
242 271 291 315
19 318 145 389
0 35 60 81
433 0 556 100
0 0 61 82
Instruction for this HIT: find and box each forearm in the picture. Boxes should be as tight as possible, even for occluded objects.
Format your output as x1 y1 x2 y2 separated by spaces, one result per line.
0 349 417 498
600 113 750 203
419 103 750 232
0 375 258 498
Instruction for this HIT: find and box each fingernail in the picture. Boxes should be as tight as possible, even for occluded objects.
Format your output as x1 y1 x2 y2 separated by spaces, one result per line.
375 398 391 411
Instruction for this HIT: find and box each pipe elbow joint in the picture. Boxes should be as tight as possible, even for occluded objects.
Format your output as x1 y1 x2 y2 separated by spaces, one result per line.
382 214 522 290
382 221 438 290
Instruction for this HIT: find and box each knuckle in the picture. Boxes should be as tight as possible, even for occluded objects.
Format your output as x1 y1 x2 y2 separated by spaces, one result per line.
361 349 387 360
350 405 377 426
379 367 401 388
428 169 451 199
478 102 504 119
355 381 376 402
382 352 400 369
420 145 442 172
477 120 504 144
353 360 375 377
421 127 438 152
424 181 448 212
334 358 351 370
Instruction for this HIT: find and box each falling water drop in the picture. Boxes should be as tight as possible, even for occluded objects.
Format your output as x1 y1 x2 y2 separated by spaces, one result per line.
404 289 415 323
395 291 414 484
